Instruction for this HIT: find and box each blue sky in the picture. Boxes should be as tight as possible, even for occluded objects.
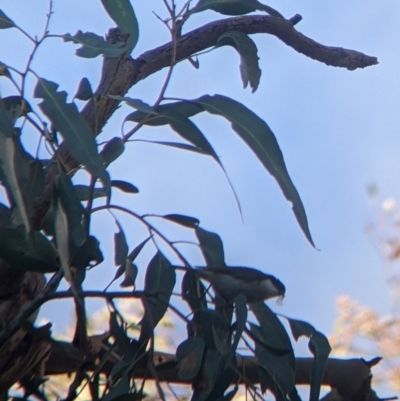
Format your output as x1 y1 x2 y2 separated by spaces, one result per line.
1 0 400 390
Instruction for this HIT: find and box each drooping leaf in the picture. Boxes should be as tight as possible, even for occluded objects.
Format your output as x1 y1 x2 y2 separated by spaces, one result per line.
216 31 261 92
74 77 93 100
176 336 205 380
114 220 128 266
0 136 32 231
0 10 16 29
250 302 293 353
119 261 138 288
127 236 152 262
110 311 137 361
191 349 221 401
34 77 110 190
125 101 204 126
53 188 72 281
309 332 331 401
192 0 284 18
111 180 139 193
196 226 225 267
229 293 247 358
70 235 104 270
286 317 331 401
63 31 126 58
73 185 107 201
100 0 139 52
195 94 314 247
108 96 157 115
139 252 176 344
204 356 237 401
287 318 315 341
0 228 58 272
102 370 130 401
56 170 86 247
101 137 125 165
135 140 207 154
250 323 295 397
163 213 200 228
181 269 208 313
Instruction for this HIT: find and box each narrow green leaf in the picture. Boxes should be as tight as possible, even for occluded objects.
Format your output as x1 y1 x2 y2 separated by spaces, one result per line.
125 101 204 125
195 94 314 247
135 140 206 154
0 10 15 29
56 171 85 247
0 228 58 272
163 213 200 228
192 0 258 15
0 136 31 231
250 302 293 353
101 137 125 165
100 0 139 52
119 261 138 288
192 0 284 18
139 252 176 343
285 317 331 401
196 226 225 267
111 180 139 193
53 190 72 281
34 77 110 190
127 236 152 262
216 31 261 92
181 270 208 313
231 293 247 353
63 31 126 58
70 235 104 270
191 349 221 401
73 185 107 201
114 220 128 266
176 336 205 380
110 311 137 360
308 331 331 401
74 77 93 100
287 318 315 341
250 323 295 396
108 96 157 115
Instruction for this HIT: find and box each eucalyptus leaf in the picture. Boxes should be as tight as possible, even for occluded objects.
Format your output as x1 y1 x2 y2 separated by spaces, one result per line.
163 213 200 228
192 0 284 18
63 31 126 58
0 10 16 29
114 220 128 266
111 180 139 193
34 77 110 190
195 94 314 247
108 96 156 115
216 31 261 92
139 252 175 344
100 0 139 52
74 77 93 100
101 137 125 165
56 171 85 247
196 226 225 267
0 228 59 272
176 336 205 380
